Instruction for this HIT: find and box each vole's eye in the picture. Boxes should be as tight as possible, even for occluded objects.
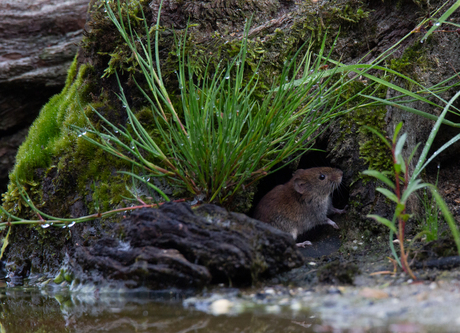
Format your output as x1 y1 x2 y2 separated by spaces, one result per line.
319 174 325 180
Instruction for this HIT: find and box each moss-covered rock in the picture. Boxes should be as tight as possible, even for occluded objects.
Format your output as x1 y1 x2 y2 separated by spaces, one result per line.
2 0 460 287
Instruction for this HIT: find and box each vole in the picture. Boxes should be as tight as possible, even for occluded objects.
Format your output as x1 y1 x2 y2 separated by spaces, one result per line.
253 167 346 247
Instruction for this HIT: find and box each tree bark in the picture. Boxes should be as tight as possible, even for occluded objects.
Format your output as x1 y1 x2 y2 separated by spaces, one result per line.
0 0 88 193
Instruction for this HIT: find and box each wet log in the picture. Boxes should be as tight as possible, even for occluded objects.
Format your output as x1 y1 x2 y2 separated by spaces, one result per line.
74 203 304 289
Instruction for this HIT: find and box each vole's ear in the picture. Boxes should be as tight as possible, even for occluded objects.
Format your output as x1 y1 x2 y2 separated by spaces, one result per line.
294 178 309 194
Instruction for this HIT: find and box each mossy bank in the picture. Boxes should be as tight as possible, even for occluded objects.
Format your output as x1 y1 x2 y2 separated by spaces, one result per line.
1 0 459 285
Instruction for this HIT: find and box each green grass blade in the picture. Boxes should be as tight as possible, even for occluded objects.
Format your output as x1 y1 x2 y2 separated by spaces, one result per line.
428 184 460 255
401 179 426 203
389 227 402 268
361 95 460 128
376 188 399 203
367 214 398 233
117 171 170 202
418 133 460 175
412 89 460 182
362 170 395 189
422 1 460 41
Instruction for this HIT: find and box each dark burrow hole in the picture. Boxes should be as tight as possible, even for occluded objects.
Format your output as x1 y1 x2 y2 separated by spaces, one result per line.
250 142 349 255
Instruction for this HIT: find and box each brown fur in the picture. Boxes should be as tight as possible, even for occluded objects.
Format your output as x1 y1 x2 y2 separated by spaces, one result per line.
253 167 344 245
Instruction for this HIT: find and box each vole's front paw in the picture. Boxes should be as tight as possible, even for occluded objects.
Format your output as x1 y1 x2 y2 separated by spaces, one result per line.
296 240 312 248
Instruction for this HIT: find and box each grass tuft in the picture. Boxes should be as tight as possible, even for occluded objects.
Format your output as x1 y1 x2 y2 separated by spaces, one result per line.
74 0 383 206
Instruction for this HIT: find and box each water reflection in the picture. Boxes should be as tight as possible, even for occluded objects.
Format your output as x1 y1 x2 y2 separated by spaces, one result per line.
0 287 317 333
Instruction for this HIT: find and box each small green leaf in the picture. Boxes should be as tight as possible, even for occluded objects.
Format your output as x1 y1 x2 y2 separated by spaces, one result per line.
394 132 407 158
367 214 397 233
395 202 406 216
0 226 11 260
54 270 65 284
64 272 74 282
376 187 399 203
401 179 427 202
362 170 395 189
396 155 406 174
401 214 412 222
393 122 404 145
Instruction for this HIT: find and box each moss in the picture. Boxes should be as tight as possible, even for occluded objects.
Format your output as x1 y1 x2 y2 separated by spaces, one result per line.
388 41 428 78
336 77 392 174
83 0 154 78
356 107 393 172
83 0 371 93
10 57 92 183
342 43 428 175
289 0 370 43
1 58 95 219
1 57 133 220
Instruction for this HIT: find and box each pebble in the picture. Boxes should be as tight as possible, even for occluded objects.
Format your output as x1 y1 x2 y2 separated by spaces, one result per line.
210 299 233 316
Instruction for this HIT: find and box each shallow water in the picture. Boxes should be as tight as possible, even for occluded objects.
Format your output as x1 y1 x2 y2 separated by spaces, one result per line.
0 285 319 333
1 281 459 333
